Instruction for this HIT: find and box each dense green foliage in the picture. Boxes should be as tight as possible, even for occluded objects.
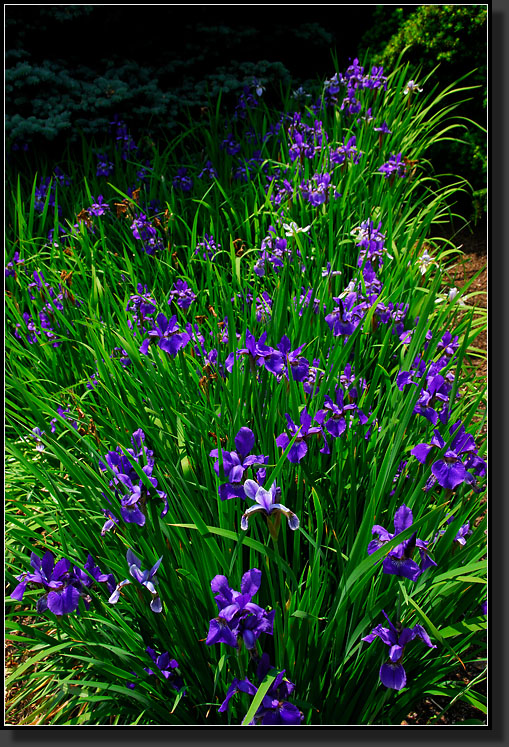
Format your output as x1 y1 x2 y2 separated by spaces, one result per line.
6 55 487 726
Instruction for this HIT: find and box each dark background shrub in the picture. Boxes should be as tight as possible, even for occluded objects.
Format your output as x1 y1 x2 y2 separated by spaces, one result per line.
358 4 487 221
5 5 376 148
6 5 487 220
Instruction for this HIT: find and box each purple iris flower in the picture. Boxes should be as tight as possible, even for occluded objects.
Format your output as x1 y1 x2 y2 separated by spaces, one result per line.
88 195 110 216
315 386 359 440
330 135 362 166
437 330 460 358
374 121 392 135
126 284 157 332
126 648 186 693
5 250 24 278
99 429 168 532
225 329 274 373
379 153 407 179
30 427 46 451
264 335 309 382
11 551 75 614
139 313 190 357
11 551 114 616
69 555 117 609
411 422 486 491
433 515 473 547
198 160 218 180
241 480 299 531
168 279 196 310
276 407 323 463
220 134 241 156
172 167 194 191
195 232 220 260
96 152 114 177
206 568 275 650
412 373 452 426
130 213 164 255
324 295 362 338
362 611 436 690
209 427 268 502
368 505 436 581
219 653 303 725
109 549 163 613
300 171 340 206
50 406 78 434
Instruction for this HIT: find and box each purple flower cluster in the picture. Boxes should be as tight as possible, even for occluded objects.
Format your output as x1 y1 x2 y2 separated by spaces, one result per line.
220 653 303 725
322 59 386 115
50 406 78 434
210 426 268 502
11 551 115 616
168 279 196 310
14 270 79 348
206 568 275 650
352 220 387 268
276 407 324 464
379 153 407 180
126 284 157 334
96 152 115 177
315 386 368 452
220 133 241 156
128 647 185 693
254 225 303 277
33 169 70 215
411 421 486 492
5 250 24 278
139 313 190 357
172 167 193 192
130 213 164 255
195 232 220 260
300 171 340 206
367 505 437 582
286 112 328 163
99 428 168 533
330 135 362 166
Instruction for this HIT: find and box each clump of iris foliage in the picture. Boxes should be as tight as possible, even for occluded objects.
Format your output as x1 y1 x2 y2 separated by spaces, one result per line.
5 55 487 726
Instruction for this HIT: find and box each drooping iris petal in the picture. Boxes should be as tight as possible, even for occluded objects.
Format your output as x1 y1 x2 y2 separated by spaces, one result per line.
411 442 434 464
432 459 473 490
150 595 162 613
413 625 437 649
379 661 407 690
206 618 239 647
47 585 80 615
11 581 28 601
382 554 422 582
326 417 347 438
288 440 308 463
